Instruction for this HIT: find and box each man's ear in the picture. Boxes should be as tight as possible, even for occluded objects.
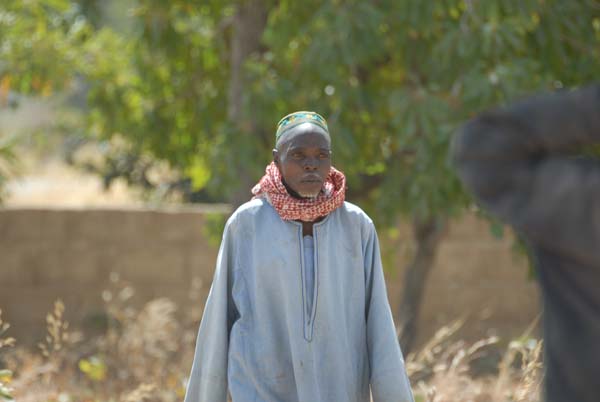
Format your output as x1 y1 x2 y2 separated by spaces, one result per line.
272 148 280 166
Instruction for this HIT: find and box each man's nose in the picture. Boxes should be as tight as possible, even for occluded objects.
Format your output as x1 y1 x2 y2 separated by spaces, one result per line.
303 157 318 170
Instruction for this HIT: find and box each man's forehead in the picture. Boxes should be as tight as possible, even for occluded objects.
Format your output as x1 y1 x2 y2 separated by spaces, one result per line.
277 123 331 149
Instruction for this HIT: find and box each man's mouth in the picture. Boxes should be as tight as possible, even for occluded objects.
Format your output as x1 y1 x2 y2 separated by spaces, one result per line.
301 174 322 183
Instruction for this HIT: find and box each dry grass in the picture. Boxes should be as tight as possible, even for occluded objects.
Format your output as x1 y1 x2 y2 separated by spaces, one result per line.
405 318 542 402
0 309 16 401
0 278 541 402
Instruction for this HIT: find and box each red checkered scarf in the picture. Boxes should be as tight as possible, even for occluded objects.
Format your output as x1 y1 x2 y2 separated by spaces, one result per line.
252 162 346 222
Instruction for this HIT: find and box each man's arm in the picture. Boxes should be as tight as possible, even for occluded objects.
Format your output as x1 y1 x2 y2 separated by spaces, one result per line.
184 221 237 402
364 222 414 402
452 85 600 265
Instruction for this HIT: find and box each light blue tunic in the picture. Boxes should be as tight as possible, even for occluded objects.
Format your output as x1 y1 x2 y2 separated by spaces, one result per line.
184 199 414 402
303 235 314 316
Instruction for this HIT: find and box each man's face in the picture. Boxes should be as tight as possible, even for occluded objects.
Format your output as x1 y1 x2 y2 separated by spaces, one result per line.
273 123 332 199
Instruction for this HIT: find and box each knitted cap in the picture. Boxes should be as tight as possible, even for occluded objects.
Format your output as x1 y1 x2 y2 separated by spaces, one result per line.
275 111 329 143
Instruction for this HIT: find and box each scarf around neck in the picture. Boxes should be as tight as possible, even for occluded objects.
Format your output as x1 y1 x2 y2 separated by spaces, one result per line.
251 162 346 222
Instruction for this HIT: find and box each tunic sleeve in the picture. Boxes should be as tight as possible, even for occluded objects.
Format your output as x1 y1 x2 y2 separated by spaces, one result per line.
184 220 238 402
364 223 414 402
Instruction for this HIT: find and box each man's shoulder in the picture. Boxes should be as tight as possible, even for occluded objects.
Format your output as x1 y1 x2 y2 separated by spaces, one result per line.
337 201 374 227
233 197 269 214
227 198 275 227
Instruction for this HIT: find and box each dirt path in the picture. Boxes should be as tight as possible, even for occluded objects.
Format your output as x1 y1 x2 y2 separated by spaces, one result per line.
5 154 141 208
2 99 141 208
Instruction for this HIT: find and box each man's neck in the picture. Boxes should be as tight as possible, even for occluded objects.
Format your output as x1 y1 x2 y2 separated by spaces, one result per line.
281 179 306 200
301 221 314 236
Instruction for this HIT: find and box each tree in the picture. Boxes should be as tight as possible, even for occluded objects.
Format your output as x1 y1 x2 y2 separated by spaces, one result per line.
0 136 18 203
2 0 599 352
0 0 87 202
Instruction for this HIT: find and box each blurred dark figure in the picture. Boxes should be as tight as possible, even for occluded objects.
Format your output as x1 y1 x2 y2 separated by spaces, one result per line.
452 84 600 402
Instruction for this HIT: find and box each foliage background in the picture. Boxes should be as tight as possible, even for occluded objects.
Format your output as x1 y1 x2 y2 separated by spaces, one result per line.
3 0 598 216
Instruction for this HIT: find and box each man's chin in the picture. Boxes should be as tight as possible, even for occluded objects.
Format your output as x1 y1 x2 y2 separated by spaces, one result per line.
298 190 321 199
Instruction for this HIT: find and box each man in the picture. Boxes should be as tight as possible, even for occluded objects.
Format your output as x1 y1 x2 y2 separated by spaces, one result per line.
452 85 600 402
184 111 414 402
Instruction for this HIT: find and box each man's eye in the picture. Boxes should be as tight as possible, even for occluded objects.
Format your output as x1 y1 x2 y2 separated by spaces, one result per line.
291 152 303 159
319 153 330 159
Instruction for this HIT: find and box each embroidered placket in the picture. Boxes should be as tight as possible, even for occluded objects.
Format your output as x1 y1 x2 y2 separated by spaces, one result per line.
299 227 319 342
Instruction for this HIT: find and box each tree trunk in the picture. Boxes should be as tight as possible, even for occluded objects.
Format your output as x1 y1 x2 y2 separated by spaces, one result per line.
228 0 268 209
397 216 445 354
